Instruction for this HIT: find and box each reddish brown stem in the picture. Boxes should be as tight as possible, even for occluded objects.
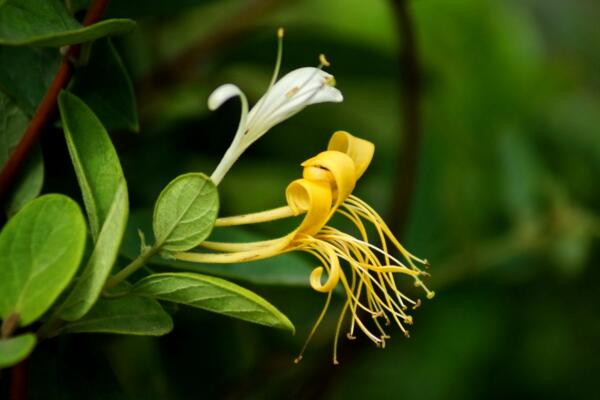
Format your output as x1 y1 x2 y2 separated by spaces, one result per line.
9 359 28 400
0 0 111 202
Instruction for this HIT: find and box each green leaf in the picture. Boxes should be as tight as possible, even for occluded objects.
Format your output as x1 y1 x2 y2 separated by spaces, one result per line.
0 194 86 326
0 0 136 47
0 46 60 115
59 295 173 336
57 91 129 321
5 146 44 217
0 91 45 217
72 39 139 132
58 91 127 240
132 272 295 333
0 333 36 369
123 211 312 286
0 91 28 165
153 173 219 253
59 182 128 321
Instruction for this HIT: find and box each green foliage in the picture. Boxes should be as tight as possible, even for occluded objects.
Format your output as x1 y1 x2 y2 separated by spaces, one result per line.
0 0 135 47
0 91 28 165
58 91 127 240
0 194 86 326
59 294 173 336
5 146 44 217
122 211 312 286
153 173 219 253
0 46 60 115
72 39 139 132
0 333 36 369
57 91 129 320
133 272 295 332
0 0 599 397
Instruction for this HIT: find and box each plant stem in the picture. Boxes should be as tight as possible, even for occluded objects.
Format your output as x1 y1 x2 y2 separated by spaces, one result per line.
103 245 160 291
294 1 424 397
388 0 423 235
0 0 112 202
1 313 19 339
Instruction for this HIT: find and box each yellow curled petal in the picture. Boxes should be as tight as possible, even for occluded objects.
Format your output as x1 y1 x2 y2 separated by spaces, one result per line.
286 179 332 236
309 245 341 292
328 130 374 180
302 150 356 206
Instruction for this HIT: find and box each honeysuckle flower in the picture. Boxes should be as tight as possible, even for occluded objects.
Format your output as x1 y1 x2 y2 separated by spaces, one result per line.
177 131 434 364
209 28 343 185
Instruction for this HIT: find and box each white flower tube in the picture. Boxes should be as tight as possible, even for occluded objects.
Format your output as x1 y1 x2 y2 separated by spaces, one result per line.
209 30 343 185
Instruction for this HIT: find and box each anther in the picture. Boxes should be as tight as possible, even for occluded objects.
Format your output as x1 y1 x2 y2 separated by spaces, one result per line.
347 333 356 340
324 76 336 87
412 299 421 310
277 27 284 39
404 316 413 325
319 53 331 67
294 355 303 364
427 291 436 299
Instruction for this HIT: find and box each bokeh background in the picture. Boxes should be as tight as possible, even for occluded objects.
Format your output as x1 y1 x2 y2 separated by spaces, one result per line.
14 0 600 398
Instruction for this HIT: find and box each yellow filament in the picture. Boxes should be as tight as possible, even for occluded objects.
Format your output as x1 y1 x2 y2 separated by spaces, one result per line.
175 130 434 362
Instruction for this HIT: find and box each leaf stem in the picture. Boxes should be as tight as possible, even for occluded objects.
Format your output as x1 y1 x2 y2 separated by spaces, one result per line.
0 0 112 202
103 245 160 291
1 313 19 339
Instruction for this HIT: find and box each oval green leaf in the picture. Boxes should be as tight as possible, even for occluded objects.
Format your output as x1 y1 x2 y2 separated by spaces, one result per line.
132 272 295 333
0 333 36 369
153 173 219 253
57 91 129 321
0 194 87 326
59 295 173 336
0 0 136 47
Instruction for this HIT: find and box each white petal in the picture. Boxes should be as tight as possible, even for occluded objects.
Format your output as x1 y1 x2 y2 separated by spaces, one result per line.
208 83 246 111
244 67 343 143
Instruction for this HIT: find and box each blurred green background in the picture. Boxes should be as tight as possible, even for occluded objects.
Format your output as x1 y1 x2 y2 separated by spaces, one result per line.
8 0 600 398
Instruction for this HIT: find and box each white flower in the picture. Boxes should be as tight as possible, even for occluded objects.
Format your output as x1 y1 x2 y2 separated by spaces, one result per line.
208 30 343 185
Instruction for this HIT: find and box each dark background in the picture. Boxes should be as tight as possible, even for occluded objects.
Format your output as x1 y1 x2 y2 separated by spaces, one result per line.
6 0 600 398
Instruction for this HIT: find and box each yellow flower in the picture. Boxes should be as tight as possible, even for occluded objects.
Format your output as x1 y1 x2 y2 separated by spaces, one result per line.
177 131 433 364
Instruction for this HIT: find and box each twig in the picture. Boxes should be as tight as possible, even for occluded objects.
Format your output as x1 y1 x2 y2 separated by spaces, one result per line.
1 313 19 339
388 0 422 235
9 359 28 400
295 1 424 398
1 5 112 399
0 0 112 202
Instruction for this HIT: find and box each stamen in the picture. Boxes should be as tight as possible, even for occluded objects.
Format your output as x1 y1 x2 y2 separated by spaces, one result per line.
294 291 333 364
319 53 331 67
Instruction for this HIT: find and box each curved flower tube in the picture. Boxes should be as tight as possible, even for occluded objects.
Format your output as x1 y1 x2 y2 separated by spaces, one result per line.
176 130 434 364
209 29 343 185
